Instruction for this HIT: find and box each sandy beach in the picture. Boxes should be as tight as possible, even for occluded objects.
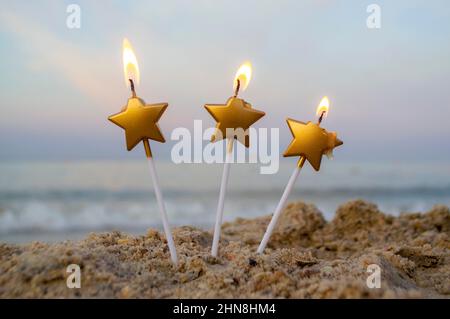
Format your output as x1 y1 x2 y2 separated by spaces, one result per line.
0 200 449 298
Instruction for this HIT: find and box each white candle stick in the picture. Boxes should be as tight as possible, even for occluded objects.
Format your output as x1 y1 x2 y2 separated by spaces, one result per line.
211 138 234 257
257 165 301 254
146 156 178 265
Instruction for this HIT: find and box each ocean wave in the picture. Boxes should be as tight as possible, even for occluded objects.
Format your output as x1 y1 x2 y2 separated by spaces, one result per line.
2 161 449 240
1 185 450 200
0 195 448 235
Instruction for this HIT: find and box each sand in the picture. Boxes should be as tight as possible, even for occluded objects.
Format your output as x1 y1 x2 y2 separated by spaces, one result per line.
0 200 449 298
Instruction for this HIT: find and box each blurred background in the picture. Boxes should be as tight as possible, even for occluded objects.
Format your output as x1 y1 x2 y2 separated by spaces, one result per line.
1 0 449 242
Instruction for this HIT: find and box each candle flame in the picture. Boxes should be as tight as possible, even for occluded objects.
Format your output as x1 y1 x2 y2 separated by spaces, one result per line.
316 96 330 117
233 62 252 92
123 38 140 87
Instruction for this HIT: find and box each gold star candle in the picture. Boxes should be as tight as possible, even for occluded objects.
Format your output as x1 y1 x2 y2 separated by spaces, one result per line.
257 97 343 254
108 38 178 265
205 62 265 257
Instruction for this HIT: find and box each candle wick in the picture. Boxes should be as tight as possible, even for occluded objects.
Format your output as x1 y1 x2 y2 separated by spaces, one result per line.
318 111 325 125
234 79 240 98
129 79 136 98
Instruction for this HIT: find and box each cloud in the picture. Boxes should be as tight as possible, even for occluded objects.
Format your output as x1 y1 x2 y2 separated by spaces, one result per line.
0 9 118 106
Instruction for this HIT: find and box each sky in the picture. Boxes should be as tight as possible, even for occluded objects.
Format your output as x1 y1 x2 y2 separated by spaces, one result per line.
0 0 449 162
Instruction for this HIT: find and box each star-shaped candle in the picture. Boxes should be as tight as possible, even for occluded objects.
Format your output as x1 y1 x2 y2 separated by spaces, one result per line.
108 39 178 265
205 62 265 257
257 97 343 254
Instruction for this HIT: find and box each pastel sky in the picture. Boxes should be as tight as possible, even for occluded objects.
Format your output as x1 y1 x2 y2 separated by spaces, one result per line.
0 0 449 162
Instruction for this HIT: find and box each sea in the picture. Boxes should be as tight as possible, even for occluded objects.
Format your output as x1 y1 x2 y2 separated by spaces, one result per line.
1 160 449 243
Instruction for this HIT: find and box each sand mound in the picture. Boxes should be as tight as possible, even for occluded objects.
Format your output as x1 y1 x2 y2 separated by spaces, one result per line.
0 200 449 298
